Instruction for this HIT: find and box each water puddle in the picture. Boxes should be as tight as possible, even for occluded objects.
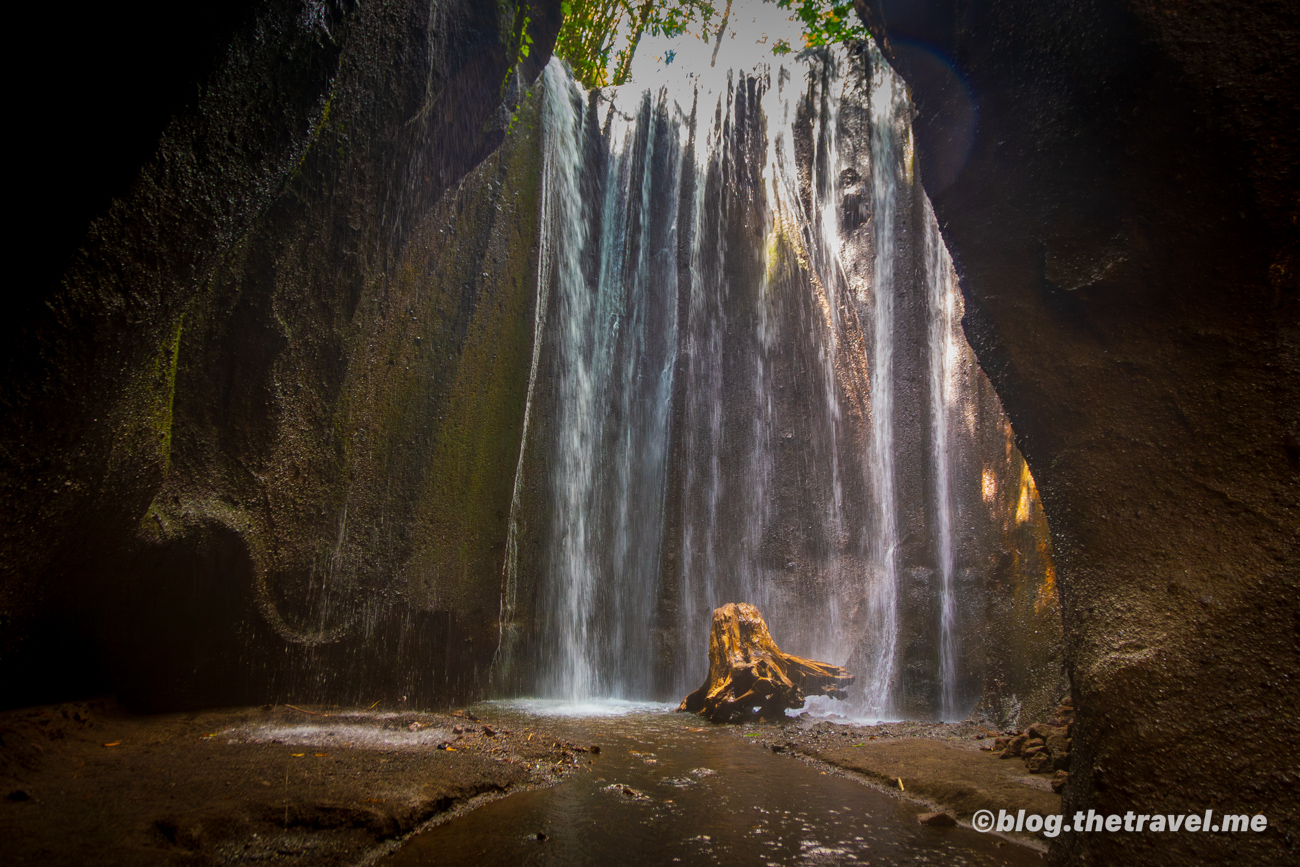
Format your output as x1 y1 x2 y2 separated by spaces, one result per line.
380 703 1041 865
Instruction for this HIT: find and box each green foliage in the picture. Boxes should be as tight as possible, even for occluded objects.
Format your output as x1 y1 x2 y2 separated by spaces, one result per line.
772 0 866 50
554 0 869 88
556 0 718 87
502 1 535 92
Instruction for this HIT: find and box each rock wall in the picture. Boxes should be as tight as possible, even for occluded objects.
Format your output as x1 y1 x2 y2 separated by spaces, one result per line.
1 0 562 710
857 0 1298 863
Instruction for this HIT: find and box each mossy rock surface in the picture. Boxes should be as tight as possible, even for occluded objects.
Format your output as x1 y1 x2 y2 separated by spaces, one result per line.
0 0 563 711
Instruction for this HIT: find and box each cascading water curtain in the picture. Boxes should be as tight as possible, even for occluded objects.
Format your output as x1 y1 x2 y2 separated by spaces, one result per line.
857 46 911 719
925 200 961 721
536 62 598 701
532 61 685 701
511 43 985 719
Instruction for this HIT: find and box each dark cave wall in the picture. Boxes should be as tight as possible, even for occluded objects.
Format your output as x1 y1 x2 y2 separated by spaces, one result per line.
858 0 1298 863
0 0 562 711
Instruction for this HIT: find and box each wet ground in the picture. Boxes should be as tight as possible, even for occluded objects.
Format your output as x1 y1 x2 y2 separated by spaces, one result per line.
2 699 1047 865
382 701 1044 866
0 700 584 865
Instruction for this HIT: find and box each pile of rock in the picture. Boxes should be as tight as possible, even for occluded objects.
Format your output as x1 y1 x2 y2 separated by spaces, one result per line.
992 697 1074 793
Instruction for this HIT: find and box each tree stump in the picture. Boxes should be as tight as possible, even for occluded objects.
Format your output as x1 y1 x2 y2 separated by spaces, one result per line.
678 603 855 723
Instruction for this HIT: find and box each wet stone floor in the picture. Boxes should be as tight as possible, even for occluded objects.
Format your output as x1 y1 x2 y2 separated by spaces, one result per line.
382 701 1043 866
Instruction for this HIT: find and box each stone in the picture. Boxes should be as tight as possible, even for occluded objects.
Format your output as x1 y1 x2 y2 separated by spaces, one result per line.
1025 752 1053 774
999 733 1029 758
1051 770 1069 794
917 812 957 826
1028 723 1064 741
605 783 650 801
678 603 855 724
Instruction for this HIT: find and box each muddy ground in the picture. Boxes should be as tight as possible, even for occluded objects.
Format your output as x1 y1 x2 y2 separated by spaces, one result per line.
0 700 594 865
2 700 1052 864
728 716 1062 848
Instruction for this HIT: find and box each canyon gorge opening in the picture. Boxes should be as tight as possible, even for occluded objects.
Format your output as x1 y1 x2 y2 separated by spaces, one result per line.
2 2 1295 865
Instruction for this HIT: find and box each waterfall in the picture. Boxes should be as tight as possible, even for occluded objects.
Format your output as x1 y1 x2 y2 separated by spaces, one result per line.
509 43 991 719
925 202 961 721
538 63 597 700
858 47 908 719
530 64 684 700
493 63 571 686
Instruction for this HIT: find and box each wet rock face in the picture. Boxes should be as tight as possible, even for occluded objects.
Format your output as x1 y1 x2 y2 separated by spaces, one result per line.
858 0 1298 864
0 0 562 711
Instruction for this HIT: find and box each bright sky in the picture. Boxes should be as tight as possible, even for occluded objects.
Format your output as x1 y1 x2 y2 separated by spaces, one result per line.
625 2 810 87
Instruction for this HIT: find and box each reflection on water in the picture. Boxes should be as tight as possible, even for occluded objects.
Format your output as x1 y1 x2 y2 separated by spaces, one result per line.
381 704 1040 866
501 698 677 718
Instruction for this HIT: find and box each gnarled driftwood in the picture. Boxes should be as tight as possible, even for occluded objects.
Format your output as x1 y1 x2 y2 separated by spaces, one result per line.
678 603 854 723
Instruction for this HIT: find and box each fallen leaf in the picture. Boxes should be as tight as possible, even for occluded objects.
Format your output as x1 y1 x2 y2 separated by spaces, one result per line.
315 753 327 758
102 742 121 747
291 753 305 757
